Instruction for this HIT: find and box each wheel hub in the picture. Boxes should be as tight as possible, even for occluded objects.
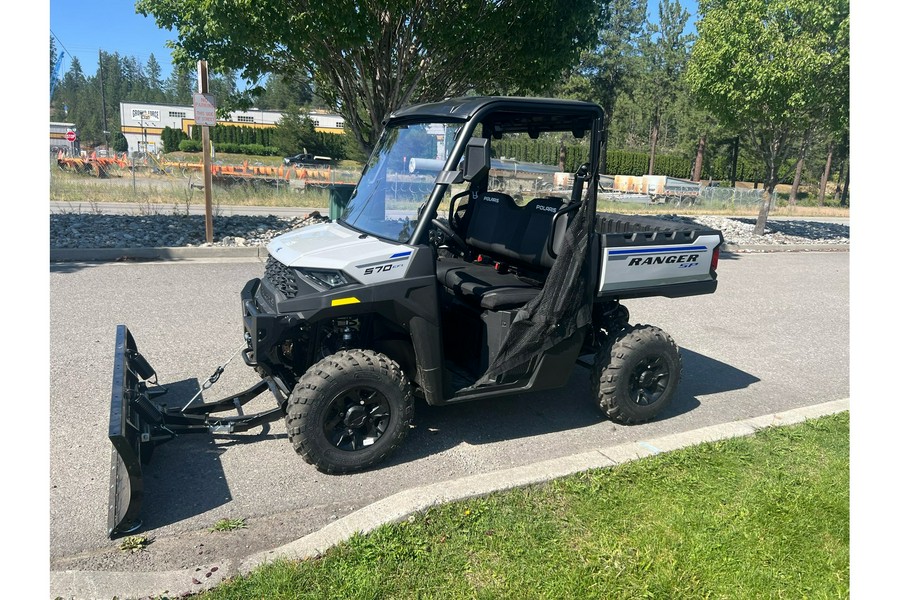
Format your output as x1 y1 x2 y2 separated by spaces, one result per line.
323 386 391 452
343 405 368 428
630 356 669 406
638 370 656 388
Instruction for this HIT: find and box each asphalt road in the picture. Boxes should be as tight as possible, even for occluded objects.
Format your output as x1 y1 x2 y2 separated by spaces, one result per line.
49 250 849 573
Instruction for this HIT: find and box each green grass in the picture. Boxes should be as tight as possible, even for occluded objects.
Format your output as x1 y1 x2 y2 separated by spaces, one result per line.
164 151 283 167
50 160 848 219
162 151 364 171
49 174 848 220
50 168 332 210
209 518 247 532
118 535 151 553
196 413 849 600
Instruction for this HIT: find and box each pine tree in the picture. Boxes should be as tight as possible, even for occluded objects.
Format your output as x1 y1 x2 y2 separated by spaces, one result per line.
145 54 166 102
558 0 647 173
636 0 693 175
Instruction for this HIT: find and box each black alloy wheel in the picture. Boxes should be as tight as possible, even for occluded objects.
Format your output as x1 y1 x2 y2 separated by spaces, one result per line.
592 324 682 424
322 386 391 452
628 356 671 407
285 349 414 474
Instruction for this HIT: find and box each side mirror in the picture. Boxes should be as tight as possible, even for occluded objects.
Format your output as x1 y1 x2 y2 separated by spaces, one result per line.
462 137 490 182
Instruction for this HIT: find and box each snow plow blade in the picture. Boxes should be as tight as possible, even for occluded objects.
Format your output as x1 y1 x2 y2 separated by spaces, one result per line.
107 325 161 537
106 325 290 538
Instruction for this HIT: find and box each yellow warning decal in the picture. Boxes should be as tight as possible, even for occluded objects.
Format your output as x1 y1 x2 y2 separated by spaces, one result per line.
331 297 361 307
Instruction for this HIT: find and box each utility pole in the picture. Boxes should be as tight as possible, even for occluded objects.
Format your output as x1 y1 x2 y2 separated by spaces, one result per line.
98 49 109 153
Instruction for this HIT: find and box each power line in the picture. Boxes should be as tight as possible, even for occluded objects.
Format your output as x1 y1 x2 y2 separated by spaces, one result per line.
49 28 72 58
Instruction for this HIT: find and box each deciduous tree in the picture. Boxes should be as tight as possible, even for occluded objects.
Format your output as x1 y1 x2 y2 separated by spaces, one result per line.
253 73 316 111
273 105 346 159
686 0 849 234
137 0 605 155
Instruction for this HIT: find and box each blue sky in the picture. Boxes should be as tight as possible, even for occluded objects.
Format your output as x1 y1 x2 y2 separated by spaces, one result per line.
49 0 698 82
50 1 180 80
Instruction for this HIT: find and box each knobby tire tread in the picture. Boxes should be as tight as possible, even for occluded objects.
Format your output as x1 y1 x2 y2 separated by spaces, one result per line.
591 324 682 425
285 349 413 474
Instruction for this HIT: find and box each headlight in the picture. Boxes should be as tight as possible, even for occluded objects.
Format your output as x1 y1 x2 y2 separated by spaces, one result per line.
298 269 356 289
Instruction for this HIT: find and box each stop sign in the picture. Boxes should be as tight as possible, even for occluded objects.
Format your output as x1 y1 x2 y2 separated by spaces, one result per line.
65 130 76 142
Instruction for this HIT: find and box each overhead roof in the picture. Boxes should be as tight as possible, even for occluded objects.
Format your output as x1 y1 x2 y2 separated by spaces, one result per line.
388 96 603 135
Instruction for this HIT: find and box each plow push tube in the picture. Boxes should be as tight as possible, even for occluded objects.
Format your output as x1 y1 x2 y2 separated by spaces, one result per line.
107 325 290 538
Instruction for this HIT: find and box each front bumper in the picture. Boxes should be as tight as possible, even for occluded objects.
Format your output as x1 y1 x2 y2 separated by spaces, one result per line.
240 278 301 369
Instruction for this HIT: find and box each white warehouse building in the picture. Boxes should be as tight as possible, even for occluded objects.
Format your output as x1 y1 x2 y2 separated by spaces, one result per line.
119 102 345 154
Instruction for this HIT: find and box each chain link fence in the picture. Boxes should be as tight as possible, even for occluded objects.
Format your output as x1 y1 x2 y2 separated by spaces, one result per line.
698 185 765 207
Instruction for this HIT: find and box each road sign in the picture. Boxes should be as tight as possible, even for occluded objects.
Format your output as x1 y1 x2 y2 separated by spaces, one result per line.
66 130 76 142
193 93 217 127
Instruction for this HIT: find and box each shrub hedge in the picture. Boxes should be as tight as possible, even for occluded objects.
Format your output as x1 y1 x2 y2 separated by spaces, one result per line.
178 139 202 152
491 138 781 182
178 124 345 158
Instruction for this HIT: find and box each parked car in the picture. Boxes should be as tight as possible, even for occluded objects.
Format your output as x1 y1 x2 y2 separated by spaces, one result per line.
284 153 332 166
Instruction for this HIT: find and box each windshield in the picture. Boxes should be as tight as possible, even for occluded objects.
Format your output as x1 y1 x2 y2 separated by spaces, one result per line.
341 122 463 243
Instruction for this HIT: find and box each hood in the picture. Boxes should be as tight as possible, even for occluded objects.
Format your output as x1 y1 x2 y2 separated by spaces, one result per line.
266 222 407 270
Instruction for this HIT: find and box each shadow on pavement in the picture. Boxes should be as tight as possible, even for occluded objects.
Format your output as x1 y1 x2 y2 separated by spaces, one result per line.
50 261 106 274
678 347 760 399
731 217 849 239
135 378 251 532
141 436 232 532
131 347 759 526
381 346 760 469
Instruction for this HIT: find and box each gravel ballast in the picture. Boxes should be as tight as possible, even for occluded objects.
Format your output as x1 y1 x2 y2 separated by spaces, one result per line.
49 210 849 251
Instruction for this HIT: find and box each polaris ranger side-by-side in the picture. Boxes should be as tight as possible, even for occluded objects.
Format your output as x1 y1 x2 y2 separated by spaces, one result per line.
107 97 723 536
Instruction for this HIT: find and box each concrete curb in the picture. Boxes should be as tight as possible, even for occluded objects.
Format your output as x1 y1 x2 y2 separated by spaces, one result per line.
50 246 270 262
49 242 848 263
50 398 849 600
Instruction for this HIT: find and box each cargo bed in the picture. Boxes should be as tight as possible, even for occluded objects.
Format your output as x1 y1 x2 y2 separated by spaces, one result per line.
595 213 723 300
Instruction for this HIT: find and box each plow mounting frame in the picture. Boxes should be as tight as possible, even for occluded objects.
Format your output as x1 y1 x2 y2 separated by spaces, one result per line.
107 324 289 537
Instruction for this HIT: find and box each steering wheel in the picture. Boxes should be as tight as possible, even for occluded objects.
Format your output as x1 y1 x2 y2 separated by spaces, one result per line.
431 218 468 254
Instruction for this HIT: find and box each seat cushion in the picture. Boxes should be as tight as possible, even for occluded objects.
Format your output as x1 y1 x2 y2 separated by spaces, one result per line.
436 257 540 310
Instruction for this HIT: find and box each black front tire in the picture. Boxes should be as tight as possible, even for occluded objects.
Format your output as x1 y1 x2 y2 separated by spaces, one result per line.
592 324 682 424
285 349 414 474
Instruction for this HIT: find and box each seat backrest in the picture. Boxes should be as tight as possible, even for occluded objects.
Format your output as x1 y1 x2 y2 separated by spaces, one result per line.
465 192 566 270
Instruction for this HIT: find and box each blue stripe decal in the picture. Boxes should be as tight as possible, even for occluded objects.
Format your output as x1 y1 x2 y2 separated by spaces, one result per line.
609 245 708 256
390 251 412 258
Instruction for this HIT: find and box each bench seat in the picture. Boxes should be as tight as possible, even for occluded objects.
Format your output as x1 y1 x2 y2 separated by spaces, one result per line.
436 256 541 310
437 192 569 310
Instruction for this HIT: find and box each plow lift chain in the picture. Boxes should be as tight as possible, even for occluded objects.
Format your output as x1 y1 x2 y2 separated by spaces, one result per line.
173 340 292 436
181 342 251 420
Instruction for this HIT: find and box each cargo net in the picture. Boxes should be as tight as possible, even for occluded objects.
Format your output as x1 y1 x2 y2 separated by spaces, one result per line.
471 191 594 387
